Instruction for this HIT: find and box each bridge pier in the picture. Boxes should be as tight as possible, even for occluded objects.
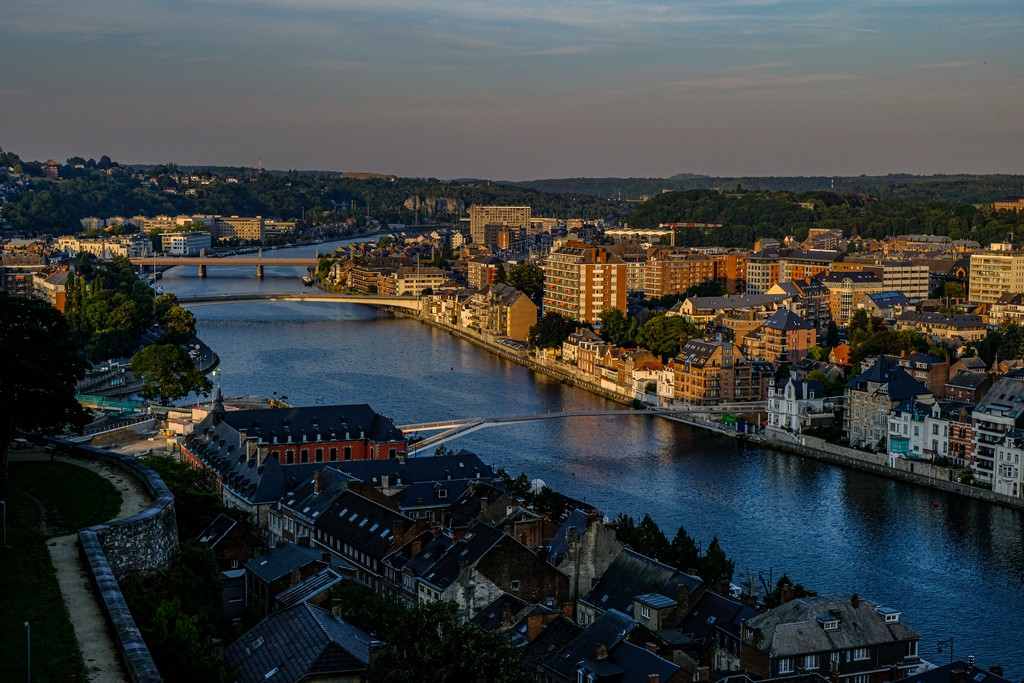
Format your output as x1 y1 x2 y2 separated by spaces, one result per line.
256 264 264 279
197 264 206 278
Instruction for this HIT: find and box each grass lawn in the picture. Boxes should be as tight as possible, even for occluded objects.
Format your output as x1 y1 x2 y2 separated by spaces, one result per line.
0 459 123 683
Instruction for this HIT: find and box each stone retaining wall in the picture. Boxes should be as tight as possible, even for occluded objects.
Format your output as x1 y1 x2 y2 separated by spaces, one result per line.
57 442 179 683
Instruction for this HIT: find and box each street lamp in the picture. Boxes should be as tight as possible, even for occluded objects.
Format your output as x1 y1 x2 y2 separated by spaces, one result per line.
24 620 30 682
937 636 954 664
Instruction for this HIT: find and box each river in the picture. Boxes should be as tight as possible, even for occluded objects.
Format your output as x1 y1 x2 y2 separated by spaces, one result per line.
159 239 1024 674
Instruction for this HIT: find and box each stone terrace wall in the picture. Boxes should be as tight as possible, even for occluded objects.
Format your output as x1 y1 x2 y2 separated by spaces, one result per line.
58 442 179 683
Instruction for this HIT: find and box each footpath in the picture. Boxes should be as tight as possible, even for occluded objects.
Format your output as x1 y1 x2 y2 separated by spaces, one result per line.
10 450 152 683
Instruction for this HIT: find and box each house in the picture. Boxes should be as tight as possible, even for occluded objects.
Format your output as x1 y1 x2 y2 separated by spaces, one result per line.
971 376 1024 486
267 467 357 547
244 542 331 615
856 291 911 320
844 357 933 450
902 659 1012 683
413 523 570 622
821 272 885 327
578 547 704 627
459 282 538 342
895 311 987 343
739 594 920 681
992 428 1024 498
887 399 942 462
767 378 830 434
547 509 624 602
223 603 382 683
674 590 758 674
946 370 992 404
197 513 264 617
538 609 684 683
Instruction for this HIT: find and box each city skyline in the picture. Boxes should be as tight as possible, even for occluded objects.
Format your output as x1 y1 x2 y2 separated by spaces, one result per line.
2 0 1022 180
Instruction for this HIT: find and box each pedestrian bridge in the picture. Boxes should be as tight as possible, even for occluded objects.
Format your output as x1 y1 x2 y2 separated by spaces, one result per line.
399 403 767 454
174 292 423 311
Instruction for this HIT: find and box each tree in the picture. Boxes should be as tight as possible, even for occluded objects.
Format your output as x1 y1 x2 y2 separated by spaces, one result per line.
849 310 870 336
668 525 700 572
635 314 699 360
0 295 92 479
162 305 198 345
367 601 531 683
943 282 966 301
528 312 577 349
699 536 735 587
494 262 508 284
131 344 212 405
598 308 636 346
774 362 791 386
826 320 840 347
506 263 545 305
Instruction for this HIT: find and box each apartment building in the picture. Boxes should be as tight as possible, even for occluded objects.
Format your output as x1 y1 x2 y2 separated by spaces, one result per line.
644 249 715 298
381 266 446 296
162 231 212 256
543 242 627 324
972 376 1024 487
821 272 885 327
213 215 264 242
968 243 1024 304
746 309 816 364
56 234 153 259
468 206 531 246
670 340 757 406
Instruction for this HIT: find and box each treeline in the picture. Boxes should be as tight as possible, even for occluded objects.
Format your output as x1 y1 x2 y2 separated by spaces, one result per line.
512 174 1024 204
0 150 631 235
626 189 1023 248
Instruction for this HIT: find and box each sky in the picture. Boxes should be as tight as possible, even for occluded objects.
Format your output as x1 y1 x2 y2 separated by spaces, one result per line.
2 0 1022 180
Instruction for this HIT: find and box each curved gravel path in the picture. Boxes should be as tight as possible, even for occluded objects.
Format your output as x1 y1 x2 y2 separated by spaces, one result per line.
11 451 152 683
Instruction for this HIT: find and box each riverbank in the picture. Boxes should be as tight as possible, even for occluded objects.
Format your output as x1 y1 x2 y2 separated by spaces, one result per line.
394 308 1024 513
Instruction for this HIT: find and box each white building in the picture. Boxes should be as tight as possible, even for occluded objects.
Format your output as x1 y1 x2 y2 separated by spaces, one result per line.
162 231 212 256
767 377 829 434
994 428 1024 498
888 400 948 464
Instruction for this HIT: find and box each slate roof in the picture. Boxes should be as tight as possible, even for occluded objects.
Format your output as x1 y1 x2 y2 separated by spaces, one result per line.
743 594 919 658
547 508 588 566
845 357 931 400
676 339 727 366
196 513 237 548
336 451 494 489
580 547 704 618
470 593 529 632
904 660 1012 683
820 271 883 285
274 567 347 609
762 308 814 332
780 377 824 401
898 310 985 329
280 467 357 522
246 542 324 583
864 291 910 308
416 523 506 591
548 609 680 683
947 370 989 391
686 294 790 311
677 590 758 647
521 616 583 671
219 404 405 444
956 356 988 371
316 490 412 559
224 603 378 683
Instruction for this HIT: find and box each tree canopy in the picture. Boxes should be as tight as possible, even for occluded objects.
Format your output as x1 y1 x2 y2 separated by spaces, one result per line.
130 344 212 405
598 307 637 346
635 314 700 360
506 263 545 305
529 312 578 349
0 295 91 477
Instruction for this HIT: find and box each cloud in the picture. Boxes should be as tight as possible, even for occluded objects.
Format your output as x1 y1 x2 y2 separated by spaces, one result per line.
910 61 974 70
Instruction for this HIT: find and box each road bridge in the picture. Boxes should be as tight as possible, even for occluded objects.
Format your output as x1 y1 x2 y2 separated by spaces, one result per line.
401 403 767 453
173 291 423 311
131 253 318 278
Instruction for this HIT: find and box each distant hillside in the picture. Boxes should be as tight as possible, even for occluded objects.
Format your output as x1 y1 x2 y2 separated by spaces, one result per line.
510 174 1024 205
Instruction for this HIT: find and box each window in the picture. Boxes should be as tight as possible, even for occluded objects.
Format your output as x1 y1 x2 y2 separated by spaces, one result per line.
641 605 650 619
852 676 869 683
804 654 819 669
300 449 309 463
285 450 295 464
778 658 794 674
510 580 520 591
329 447 337 461
906 641 918 657
852 647 870 661
315 448 323 462
344 446 352 461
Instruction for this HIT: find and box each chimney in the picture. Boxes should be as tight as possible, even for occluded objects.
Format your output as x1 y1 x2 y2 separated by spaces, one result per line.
314 470 323 494
594 643 608 661
381 474 389 488
675 583 690 612
696 666 710 682
952 670 965 683
851 593 860 608
502 604 513 629
410 539 422 556
526 614 545 642
391 520 404 540
648 676 660 683
752 628 763 647
331 598 344 617
645 642 658 654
